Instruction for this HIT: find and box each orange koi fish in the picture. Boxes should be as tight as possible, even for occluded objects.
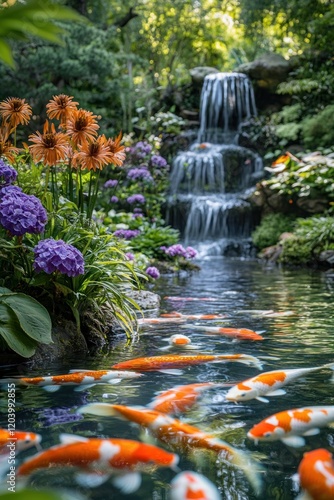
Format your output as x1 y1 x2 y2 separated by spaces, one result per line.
297 448 334 500
226 362 334 403
79 403 262 495
148 382 226 414
111 353 263 374
169 334 192 346
2 369 142 392
160 312 227 320
0 429 41 452
17 434 178 493
247 406 334 447
170 471 221 500
181 325 264 341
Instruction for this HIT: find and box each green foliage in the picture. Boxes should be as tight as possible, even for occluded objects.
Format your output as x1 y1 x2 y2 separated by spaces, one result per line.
302 105 334 148
251 213 294 250
131 226 179 258
0 287 52 357
280 216 334 265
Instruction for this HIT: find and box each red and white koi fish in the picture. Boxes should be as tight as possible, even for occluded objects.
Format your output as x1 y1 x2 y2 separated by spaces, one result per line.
148 382 226 414
0 429 41 452
111 353 263 374
170 471 221 500
79 403 262 495
181 324 264 341
247 406 334 447
17 434 178 493
138 317 186 325
160 312 227 320
169 334 192 346
296 448 334 500
225 362 334 403
164 297 219 302
2 369 142 392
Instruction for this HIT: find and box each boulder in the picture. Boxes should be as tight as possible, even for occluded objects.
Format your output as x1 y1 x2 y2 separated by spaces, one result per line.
236 53 291 91
189 66 220 84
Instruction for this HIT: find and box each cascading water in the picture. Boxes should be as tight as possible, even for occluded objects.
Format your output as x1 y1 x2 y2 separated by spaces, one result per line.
166 72 263 257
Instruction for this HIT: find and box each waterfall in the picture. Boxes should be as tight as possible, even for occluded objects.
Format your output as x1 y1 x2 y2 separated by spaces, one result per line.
166 72 262 257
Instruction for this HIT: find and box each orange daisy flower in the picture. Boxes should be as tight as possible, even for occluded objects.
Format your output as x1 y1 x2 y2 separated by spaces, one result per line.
0 97 32 128
46 94 79 123
105 131 126 166
66 109 99 146
72 135 113 171
0 124 19 162
29 120 69 166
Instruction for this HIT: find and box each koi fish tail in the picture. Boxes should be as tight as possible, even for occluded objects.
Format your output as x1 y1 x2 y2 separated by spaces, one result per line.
220 355 263 370
217 443 263 496
78 403 118 418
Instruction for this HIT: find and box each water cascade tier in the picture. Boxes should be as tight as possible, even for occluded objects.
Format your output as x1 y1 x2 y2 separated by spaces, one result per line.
166 72 263 257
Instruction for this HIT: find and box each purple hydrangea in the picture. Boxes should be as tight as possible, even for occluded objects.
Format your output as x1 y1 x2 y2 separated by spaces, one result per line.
151 155 168 168
0 160 17 186
0 185 23 197
33 239 84 277
146 266 160 279
134 141 152 155
125 252 135 261
113 229 140 239
0 189 47 236
163 244 197 259
185 246 197 259
134 208 142 213
110 196 119 203
127 194 146 204
127 168 153 182
104 179 118 189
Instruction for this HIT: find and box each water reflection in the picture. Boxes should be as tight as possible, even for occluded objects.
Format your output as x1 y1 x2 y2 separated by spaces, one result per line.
0 258 334 499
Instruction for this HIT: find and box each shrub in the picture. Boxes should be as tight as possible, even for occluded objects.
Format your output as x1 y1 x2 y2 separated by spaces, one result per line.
251 213 295 250
302 105 334 149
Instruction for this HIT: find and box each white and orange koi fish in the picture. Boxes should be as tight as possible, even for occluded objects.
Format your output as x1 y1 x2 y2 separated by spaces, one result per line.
79 404 262 495
148 382 227 414
225 362 334 403
296 448 334 499
17 434 178 493
247 406 334 447
160 312 227 320
1 369 142 392
0 429 41 452
181 325 264 341
170 471 222 500
169 334 192 346
164 297 219 302
111 353 263 374
239 310 295 317
138 317 186 325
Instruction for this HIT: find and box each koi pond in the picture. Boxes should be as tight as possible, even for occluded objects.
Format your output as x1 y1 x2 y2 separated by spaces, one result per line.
1 257 334 499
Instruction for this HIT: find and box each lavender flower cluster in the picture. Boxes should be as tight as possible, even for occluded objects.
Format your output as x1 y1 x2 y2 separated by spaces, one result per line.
113 229 140 239
104 179 118 189
33 238 85 277
146 266 160 279
0 186 47 236
150 155 167 168
131 141 153 157
127 167 153 182
0 160 17 186
127 194 146 204
161 244 197 259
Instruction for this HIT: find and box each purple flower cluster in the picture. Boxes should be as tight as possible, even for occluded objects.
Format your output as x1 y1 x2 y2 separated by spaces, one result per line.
104 179 118 189
110 196 119 203
125 252 135 261
113 229 140 239
127 168 153 182
162 244 197 259
133 141 152 156
151 155 167 168
146 266 160 279
33 238 85 277
127 194 146 204
0 160 17 186
0 187 47 236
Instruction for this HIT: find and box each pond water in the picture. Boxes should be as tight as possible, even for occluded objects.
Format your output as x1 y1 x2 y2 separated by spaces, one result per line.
1 257 334 499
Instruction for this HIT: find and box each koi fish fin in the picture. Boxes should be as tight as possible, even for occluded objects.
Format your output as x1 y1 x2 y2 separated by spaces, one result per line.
255 396 270 403
258 356 280 361
281 436 305 447
75 472 110 488
42 385 61 392
78 403 118 417
107 379 122 384
158 369 184 375
266 389 286 396
218 445 263 496
59 433 89 444
112 472 141 494
295 493 313 500
302 428 320 436
74 384 96 392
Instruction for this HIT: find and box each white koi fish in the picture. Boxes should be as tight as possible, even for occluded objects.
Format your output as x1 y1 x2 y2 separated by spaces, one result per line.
170 471 221 500
248 406 334 447
225 362 334 403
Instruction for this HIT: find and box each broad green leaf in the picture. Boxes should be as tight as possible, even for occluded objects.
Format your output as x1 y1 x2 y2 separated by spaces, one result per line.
0 304 37 357
0 39 14 67
0 287 14 295
1 295 52 344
